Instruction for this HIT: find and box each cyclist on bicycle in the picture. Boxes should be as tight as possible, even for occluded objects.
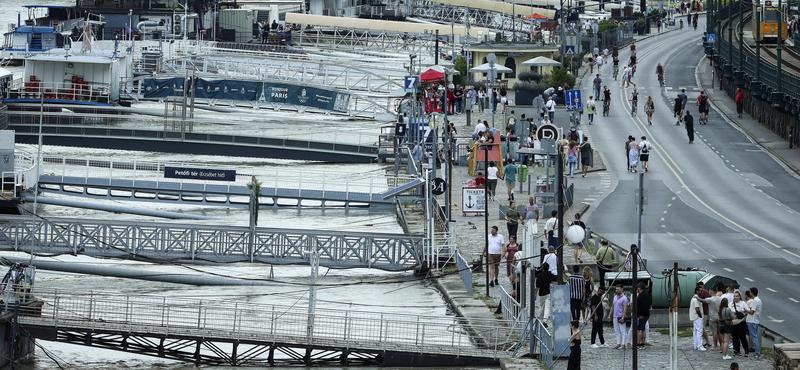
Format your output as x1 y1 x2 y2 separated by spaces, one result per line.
656 63 665 86
630 89 639 116
697 90 710 124
603 86 611 116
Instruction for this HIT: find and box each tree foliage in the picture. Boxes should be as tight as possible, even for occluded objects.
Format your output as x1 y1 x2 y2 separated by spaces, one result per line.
547 67 575 89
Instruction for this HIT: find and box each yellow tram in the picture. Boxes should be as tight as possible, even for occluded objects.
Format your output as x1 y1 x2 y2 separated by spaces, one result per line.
752 0 790 43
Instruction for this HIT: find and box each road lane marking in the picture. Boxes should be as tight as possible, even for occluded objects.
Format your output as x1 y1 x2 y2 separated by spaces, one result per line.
723 267 734 273
767 288 778 293
707 259 715 263
769 316 785 323
692 249 699 254
790 298 799 303
744 277 753 282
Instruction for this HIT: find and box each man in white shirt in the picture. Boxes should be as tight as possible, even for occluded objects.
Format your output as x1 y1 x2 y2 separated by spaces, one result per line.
746 287 763 359
544 210 558 248
472 120 487 140
542 245 559 277
689 286 706 351
545 97 556 122
487 226 505 287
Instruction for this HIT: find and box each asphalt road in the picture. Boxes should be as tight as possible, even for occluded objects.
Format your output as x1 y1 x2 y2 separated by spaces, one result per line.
582 18 800 341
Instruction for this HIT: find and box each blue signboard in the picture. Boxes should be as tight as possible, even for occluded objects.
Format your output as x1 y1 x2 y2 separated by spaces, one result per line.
164 166 236 182
565 89 583 110
563 45 576 55
142 79 351 113
404 76 419 93
706 32 717 43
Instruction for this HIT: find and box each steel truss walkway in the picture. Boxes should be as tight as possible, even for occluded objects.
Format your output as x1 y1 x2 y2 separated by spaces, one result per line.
409 0 531 36
0 216 422 270
7 120 378 164
19 290 519 366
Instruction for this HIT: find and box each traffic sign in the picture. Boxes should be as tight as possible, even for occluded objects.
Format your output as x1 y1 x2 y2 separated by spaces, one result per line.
537 123 559 140
565 89 583 110
706 32 717 43
563 45 576 55
462 187 485 214
404 76 419 93
431 178 446 195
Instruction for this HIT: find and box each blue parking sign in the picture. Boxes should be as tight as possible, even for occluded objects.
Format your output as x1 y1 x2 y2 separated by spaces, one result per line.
565 89 583 110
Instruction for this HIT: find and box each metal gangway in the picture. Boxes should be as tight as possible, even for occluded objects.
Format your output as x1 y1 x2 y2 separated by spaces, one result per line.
17 289 522 366
408 0 554 35
0 216 423 271
33 155 418 208
5 117 379 164
1 152 39 200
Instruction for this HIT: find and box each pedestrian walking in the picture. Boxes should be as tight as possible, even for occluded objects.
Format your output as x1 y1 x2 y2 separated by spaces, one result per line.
536 262 553 319
638 136 651 172
609 285 629 348
570 213 586 263
545 210 559 249
696 281 712 347
684 111 695 143
628 138 640 172
595 239 616 289
590 286 606 348
546 96 556 122
487 161 499 199
504 159 517 201
586 96 596 124
567 320 582 370
697 284 725 351
690 286 707 351
569 266 586 321
735 88 745 118
636 282 652 349
625 135 635 171
579 137 593 177
674 95 683 125
478 87 486 112
697 90 709 124
730 290 750 356
644 96 655 125
582 266 594 322
719 297 734 359
679 88 688 116
593 74 602 99
746 287 762 359
503 235 520 280
505 200 521 240
567 143 579 177
487 226 505 287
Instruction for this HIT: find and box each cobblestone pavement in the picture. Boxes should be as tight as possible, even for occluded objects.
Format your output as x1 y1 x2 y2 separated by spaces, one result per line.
552 327 772 369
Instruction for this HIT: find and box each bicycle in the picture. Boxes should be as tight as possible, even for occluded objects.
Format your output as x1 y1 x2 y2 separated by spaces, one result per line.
603 99 610 116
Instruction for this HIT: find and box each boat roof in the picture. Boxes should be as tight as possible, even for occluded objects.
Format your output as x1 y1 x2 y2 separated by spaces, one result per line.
0 68 12 78
27 53 121 64
5 26 58 34
23 5 74 8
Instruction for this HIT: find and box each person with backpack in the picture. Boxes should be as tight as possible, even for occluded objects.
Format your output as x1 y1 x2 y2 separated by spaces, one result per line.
697 91 709 124
638 136 651 172
644 96 655 125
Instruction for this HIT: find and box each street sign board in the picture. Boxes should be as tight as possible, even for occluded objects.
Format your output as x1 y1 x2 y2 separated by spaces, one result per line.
537 123 560 141
462 187 485 215
431 177 446 195
565 89 583 110
164 166 236 182
706 32 716 43
563 45 576 55
404 76 418 93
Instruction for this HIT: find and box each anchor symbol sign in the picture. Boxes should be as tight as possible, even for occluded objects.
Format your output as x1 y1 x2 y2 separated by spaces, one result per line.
466 196 475 208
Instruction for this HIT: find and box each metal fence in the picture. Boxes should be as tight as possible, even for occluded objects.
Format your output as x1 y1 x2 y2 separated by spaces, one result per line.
17 288 521 359
455 250 474 295
530 318 554 367
498 285 526 330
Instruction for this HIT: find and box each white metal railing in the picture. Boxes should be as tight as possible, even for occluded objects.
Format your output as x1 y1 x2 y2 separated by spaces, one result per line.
498 285 526 330
1 152 38 198
39 155 415 198
5 80 112 103
14 288 520 358
455 250 474 295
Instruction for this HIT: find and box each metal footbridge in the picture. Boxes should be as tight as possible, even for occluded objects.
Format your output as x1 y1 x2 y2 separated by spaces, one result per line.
0 216 422 271
17 289 522 366
31 155 419 208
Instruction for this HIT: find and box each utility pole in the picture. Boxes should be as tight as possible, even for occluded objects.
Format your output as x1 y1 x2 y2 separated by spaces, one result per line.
631 244 639 369
637 172 644 255
306 238 319 340
558 0 566 67
33 89 44 215
556 148 565 284
435 29 439 65
755 1 761 82
738 0 743 71
776 0 783 93
483 144 490 295
670 262 679 370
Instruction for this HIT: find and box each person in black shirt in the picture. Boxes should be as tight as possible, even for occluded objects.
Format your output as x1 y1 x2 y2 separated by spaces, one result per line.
567 320 582 370
635 282 652 348
536 262 553 319
590 286 605 347
684 111 695 143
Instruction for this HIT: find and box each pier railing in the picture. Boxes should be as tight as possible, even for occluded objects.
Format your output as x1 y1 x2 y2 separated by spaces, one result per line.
455 250 474 295
5 80 113 104
17 288 521 359
1 152 38 199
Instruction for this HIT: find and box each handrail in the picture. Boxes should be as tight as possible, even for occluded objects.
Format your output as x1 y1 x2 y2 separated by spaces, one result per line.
12 287 520 358
455 250 474 295
5 80 113 103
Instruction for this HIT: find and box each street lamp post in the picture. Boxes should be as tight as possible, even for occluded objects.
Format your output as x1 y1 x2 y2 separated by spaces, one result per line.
483 144 490 296
488 53 496 128
776 0 783 93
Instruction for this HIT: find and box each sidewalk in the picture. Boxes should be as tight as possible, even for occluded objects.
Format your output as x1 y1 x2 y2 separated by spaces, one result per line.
697 56 800 176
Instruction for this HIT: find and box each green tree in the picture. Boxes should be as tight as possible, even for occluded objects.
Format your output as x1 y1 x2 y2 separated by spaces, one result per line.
547 67 575 89
453 55 468 85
